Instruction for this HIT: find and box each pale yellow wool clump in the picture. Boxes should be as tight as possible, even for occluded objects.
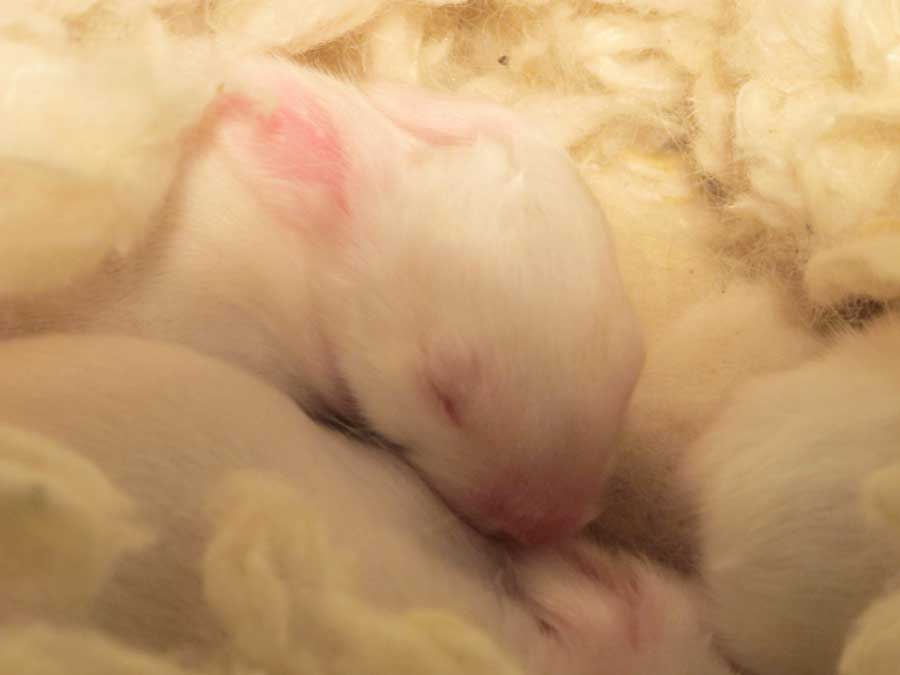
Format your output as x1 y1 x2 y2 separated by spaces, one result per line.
157 0 389 55
0 441 523 675
204 471 523 675
0 624 195 675
714 0 900 300
0 423 151 618
0 4 219 296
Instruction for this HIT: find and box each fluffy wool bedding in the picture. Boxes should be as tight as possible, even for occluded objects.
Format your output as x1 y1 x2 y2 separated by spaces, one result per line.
2 1 899 673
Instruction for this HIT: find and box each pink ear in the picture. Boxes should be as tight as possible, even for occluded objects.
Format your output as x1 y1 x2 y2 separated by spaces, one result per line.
421 340 484 427
212 85 350 239
362 82 518 147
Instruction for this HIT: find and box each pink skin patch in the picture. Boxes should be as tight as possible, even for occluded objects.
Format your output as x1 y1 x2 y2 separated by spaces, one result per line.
514 541 682 675
478 483 594 546
510 542 673 675
212 86 350 229
556 543 648 650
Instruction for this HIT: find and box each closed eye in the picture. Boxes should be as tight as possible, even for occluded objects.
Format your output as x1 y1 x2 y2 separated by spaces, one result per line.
429 376 463 427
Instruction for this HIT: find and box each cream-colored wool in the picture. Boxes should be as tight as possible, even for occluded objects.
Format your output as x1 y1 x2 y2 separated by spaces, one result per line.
0 624 195 675
0 5 219 297
205 471 522 675
3 0 900 673
721 1 900 307
158 0 388 55
0 424 150 620
0 430 523 675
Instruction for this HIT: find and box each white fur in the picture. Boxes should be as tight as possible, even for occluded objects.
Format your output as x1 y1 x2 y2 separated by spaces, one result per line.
3 57 644 545
687 315 900 675
840 465 900 675
592 281 824 570
0 333 728 675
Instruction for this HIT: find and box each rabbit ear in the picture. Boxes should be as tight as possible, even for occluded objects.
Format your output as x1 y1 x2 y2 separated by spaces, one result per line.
212 84 352 244
362 82 521 147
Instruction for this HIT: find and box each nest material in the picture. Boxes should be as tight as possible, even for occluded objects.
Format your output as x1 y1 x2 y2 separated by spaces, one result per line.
2 1 900 673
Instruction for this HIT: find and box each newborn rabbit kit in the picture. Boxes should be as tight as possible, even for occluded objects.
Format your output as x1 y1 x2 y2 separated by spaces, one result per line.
2 2 900 675
2 54 644 547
